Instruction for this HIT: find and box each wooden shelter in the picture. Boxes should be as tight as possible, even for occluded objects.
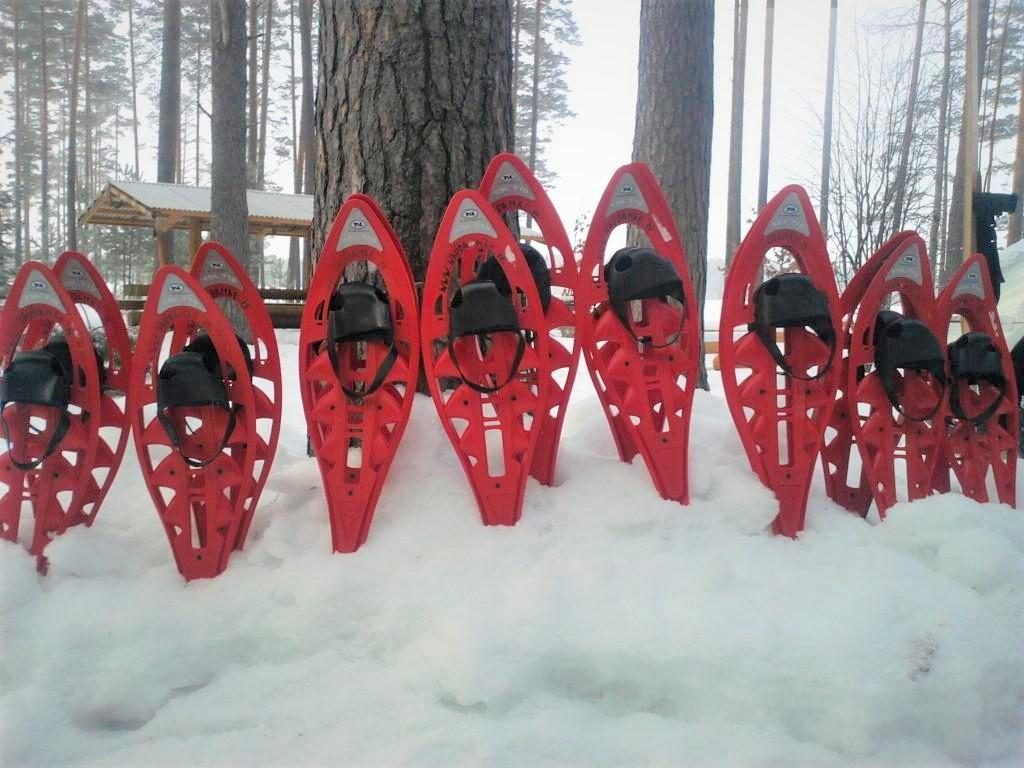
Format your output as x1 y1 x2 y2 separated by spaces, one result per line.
79 180 313 266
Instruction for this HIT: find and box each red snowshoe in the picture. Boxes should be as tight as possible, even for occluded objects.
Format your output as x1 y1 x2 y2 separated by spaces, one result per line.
479 153 580 486
577 163 700 504
846 234 947 519
719 185 841 536
299 195 419 552
0 261 108 561
190 241 282 549
422 190 550 526
934 253 1017 506
128 267 257 580
821 232 918 515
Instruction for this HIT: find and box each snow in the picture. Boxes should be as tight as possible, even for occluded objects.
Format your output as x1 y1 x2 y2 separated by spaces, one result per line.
2 330 1023 767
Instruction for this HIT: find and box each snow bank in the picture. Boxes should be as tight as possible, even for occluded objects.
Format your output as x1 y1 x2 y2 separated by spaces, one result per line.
1 331 1022 767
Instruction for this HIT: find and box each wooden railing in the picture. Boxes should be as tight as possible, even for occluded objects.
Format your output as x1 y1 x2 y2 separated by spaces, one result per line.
119 284 306 328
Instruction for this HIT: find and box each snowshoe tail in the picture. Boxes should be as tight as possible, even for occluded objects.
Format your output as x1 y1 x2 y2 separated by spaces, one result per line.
0 261 104 560
719 185 842 536
846 235 947 519
935 253 1017 506
190 241 282 549
577 163 700 504
821 232 918 516
128 267 257 580
422 190 550 526
479 153 580 486
299 195 419 553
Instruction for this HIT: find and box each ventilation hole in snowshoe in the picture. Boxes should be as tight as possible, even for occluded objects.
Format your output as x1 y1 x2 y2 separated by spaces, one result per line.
777 422 790 466
485 429 505 477
522 413 533 431
451 418 469 438
158 487 175 505
629 415 641 426
61 451 78 468
346 439 363 469
548 245 566 271
56 490 73 512
91 466 109 489
482 402 497 420
98 425 121 452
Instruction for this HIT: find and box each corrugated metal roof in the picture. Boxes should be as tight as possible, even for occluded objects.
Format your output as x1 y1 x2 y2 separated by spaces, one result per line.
108 181 313 223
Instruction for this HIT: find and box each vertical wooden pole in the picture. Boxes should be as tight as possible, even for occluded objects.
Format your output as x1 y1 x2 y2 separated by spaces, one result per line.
963 0 979 258
757 0 775 212
188 218 202 265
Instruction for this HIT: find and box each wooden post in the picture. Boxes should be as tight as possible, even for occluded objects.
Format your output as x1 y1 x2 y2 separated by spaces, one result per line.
963 0 979 259
188 218 202 265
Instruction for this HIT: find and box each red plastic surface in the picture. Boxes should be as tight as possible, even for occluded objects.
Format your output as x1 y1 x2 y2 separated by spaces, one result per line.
190 241 282 549
299 195 419 552
0 262 103 561
821 232 917 515
577 163 700 504
934 253 1017 506
479 153 580 486
422 190 550 526
846 234 946 519
128 267 256 580
719 185 841 536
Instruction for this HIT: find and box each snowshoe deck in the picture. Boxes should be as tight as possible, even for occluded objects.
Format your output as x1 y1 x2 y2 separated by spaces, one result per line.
934 253 1017 506
846 235 947 519
422 190 550 526
479 153 580 486
128 267 257 580
0 262 103 560
719 185 841 536
299 195 419 553
577 163 700 504
821 232 918 515
190 241 282 549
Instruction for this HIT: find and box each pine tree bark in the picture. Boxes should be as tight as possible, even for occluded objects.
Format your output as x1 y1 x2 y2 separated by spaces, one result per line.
757 0 775 212
210 0 251 271
819 0 838 237
929 0 953 267
288 0 301 289
67 0 87 252
1009 67 1023 244
944 0 990 278
725 0 748 265
632 0 714 387
314 0 514 281
247 0 260 185
891 0 927 231
41 6 50 259
128 0 141 178
299 0 314 285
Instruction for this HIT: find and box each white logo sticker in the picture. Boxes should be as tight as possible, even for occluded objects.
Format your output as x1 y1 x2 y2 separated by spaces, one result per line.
501 173 515 182
168 283 184 292
350 220 366 230
31 280 45 289
783 203 799 215
463 209 479 218
620 184 636 194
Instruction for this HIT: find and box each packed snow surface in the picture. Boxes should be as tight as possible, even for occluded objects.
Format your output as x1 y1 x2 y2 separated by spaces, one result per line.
2 331 1022 767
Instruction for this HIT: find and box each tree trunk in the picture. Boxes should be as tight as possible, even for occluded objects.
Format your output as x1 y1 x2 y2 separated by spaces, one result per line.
41 6 50 259
891 0 927 231
757 0 775 212
929 0 952 268
257 0 273 188
632 0 714 387
819 0 838 237
983 0 1011 190
158 0 182 264
128 0 141 178
528 0 542 172
288 0 301 289
944 0 990 279
513 0 523 118
195 44 202 186
13 0 23 266
210 0 251 271
248 0 259 185
84 13 92 199
67 0 87 252
725 0 748 265
314 0 514 280
299 0 314 285
1009 64 1024 244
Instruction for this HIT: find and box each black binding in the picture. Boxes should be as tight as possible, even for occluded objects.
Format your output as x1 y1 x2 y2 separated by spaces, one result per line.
477 243 553 314
603 247 686 348
327 282 398 401
873 313 947 422
749 273 836 381
156 335 239 468
0 339 73 471
948 331 1008 427
448 279 526 394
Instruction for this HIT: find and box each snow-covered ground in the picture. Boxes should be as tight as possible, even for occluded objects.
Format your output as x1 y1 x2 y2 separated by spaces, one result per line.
2 331 1022 767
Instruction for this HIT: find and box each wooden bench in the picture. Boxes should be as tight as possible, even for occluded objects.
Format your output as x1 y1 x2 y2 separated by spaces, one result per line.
120 284 306 328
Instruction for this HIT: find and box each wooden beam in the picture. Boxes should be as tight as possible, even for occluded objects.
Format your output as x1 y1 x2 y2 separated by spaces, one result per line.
188 218 202 264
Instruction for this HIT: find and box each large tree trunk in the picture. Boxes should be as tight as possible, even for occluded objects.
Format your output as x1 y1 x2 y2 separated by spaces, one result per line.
41 6 50 259
632 0 714 387
158 0 182 264
128 0 141 178
944 0 990 279
288 0 301 289
983 0 1011 190
891 0 927 231
67 0 87 252
299 0 315 285
819 0 838 237
757 0 775 212
210 0 251 272
725 0 748 265
314 0 514 280
929 0 952 272
247 0 259 185
1009 64 1024 244
12 0 23 266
